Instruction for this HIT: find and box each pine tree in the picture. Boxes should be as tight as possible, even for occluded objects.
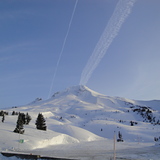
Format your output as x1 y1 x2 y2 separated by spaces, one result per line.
20 113 26 124
118 131 122 139
2 114 5 123
35 113 47 131
13 114 25 134
117 131 124 142
25 113 32 125
12 111 15 115
0 110 4 116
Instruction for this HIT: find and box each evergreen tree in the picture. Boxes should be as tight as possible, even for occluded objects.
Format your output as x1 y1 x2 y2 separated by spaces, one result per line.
117 131 124 142
12 111 15 115
130 121 134 126
13 114 25 134
118 131 122 139
25 113 32 125
35 113 47 131
2 114 5 123
20 113 26 124
0 110 4 116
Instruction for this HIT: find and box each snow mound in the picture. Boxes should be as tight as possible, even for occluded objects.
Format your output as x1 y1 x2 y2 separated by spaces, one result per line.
50 134 79 145
52 125 103 142
35 134 79 149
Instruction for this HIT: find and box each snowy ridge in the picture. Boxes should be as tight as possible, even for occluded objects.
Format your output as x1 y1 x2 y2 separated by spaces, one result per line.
1 85 160 160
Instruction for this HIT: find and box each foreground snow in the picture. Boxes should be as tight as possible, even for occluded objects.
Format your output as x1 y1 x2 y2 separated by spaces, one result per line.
0 85 160 160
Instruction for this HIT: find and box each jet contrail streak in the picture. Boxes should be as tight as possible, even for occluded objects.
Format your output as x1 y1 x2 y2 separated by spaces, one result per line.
79 0 136 85
48 0 78 98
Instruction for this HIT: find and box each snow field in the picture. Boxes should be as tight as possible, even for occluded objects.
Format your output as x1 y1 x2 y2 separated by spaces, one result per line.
0 85 160 159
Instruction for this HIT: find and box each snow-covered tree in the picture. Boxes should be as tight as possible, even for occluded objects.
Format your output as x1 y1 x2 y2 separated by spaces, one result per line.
35 113 47 131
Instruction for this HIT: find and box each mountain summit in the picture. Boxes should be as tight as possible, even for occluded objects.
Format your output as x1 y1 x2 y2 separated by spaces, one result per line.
52 85 102 99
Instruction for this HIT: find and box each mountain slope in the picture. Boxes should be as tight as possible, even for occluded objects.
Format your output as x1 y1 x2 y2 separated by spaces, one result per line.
1 85 160 159
6 85 160 140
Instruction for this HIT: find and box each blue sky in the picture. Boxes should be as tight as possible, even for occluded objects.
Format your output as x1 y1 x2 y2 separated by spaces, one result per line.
1 0 160 108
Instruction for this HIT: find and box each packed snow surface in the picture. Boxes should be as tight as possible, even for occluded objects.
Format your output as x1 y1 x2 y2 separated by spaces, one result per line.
0 85 160 160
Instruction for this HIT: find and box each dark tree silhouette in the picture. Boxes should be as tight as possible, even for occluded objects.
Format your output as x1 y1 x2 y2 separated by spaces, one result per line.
118 131 122 139
117 131 124 142
0 110 4 116
130 121 134 126
12 111 15 115
2 114 5 123
35 113 47 131
20 113 26 124
13 114 25 134
25 113 32 125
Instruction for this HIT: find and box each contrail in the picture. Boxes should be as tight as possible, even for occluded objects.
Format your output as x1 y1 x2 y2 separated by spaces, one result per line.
48 0 78 98
79 0 136 85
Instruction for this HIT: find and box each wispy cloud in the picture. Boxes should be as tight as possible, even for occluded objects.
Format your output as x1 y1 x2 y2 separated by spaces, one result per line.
79 0 136 85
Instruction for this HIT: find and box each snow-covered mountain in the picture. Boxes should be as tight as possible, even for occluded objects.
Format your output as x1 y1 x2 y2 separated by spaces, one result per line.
1 85 160 160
